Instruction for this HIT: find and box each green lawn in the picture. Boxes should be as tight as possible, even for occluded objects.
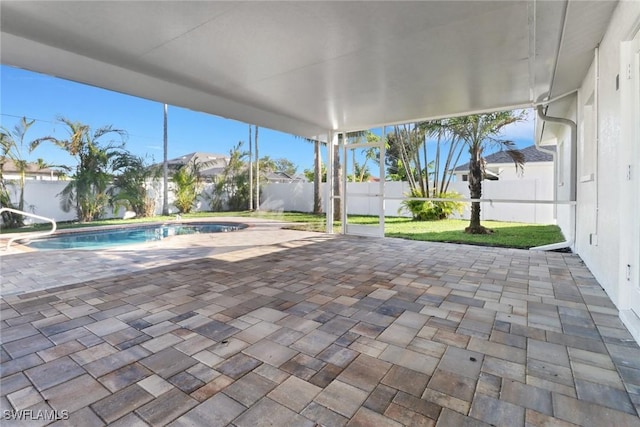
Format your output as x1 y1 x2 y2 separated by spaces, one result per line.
1 211 564 249
373 217 564 249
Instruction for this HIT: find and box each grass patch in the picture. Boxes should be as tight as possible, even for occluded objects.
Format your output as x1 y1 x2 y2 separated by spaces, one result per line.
1 210 564 249
374 217 564 249
283 215 564 249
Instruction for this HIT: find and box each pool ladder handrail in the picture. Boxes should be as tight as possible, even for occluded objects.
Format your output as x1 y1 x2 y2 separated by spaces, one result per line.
0 207 57 250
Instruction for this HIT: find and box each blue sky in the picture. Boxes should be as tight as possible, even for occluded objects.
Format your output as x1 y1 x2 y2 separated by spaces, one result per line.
1 65 535 175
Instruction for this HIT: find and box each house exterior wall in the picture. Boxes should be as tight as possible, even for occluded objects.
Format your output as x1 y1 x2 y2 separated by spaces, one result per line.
550 119 577 246
554 1 640 342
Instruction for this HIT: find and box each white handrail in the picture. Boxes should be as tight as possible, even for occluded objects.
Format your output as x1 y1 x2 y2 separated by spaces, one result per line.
0 207 57 250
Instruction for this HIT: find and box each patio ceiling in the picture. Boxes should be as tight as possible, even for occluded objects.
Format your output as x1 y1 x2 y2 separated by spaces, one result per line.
0 1 617 139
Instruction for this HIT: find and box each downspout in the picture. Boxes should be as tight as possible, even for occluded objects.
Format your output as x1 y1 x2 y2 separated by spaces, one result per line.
594 46 600 239
532 114 558 220
530 104 577 251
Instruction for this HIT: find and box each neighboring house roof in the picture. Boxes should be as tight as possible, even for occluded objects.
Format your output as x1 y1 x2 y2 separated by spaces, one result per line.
453 145 555 172
164 152 229 178
0 159 60 177
264 171 306 183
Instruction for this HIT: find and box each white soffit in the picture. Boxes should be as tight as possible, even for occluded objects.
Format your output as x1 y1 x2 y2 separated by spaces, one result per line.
0 1 618 139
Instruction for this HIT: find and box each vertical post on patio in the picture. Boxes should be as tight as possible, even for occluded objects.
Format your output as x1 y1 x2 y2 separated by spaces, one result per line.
255 125 260 210
379 125 386 233
340 132 347 234
162 103 169 216
326 131 335 234
248 125 253 210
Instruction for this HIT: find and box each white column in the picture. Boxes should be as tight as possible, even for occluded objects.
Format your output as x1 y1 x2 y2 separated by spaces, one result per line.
340 132 347 234
379 125 386 236
326 131 335 233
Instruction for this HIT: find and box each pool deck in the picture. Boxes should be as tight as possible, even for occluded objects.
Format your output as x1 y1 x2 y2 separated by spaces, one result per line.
1 218 640 426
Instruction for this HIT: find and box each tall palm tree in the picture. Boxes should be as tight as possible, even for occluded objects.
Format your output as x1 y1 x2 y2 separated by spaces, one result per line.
313 139 322 214
387 124 427 193
171 159 202 214
1 117 66 225
296 136 324 214
1 117 36 214
109 153 159 217
31 118 127 221
419 119 466 197
450 111 526 234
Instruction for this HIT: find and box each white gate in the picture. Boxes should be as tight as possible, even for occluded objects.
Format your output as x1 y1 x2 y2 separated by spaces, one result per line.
342 138 385 238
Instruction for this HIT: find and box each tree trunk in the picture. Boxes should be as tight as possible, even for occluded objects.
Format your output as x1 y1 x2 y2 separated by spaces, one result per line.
433 132 440 197
395 126 417 191
313 140 322 214
414 129 425 196
465 155 491 234
18 171 25 211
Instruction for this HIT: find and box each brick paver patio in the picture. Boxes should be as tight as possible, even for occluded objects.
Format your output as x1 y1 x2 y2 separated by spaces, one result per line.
1 221 639 426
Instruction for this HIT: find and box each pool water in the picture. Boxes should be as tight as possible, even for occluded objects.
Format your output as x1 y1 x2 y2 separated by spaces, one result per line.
27 223 246 250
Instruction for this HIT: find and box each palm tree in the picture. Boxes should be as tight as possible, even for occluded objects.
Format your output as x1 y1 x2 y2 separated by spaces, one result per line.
109 153 159 217
171 159 201 214
296 136 324 214
1 117 35 214
450 111 526 234
31 118 127 221
333 131 369 220
313 139 322 214
387 124 427 193
1 118 66 226
214 141 250 211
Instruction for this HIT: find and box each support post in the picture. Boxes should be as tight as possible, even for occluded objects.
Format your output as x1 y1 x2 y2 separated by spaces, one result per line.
248 125 253 210
326 131 335 233
340 132 347 234
162 103 169 215
379 125 386 235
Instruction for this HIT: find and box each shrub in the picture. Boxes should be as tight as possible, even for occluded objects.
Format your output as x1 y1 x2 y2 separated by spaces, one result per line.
399 189 465 221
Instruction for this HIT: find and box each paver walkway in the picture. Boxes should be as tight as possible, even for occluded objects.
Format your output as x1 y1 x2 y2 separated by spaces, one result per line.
1 223 640 426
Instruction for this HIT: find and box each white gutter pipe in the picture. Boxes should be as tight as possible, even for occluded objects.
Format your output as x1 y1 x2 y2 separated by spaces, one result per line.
535 104 577 202
530 104 577 252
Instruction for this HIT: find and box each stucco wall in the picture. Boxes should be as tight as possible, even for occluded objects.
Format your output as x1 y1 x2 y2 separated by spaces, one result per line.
554 1 640 341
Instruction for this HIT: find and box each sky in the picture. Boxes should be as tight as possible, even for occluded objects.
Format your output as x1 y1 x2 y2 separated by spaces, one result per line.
1 64 535 176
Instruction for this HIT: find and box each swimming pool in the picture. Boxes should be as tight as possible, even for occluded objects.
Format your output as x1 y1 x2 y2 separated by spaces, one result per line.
26 222 247 250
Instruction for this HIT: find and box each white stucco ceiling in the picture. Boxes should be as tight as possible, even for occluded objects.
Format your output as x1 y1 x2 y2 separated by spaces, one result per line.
0 1 617 140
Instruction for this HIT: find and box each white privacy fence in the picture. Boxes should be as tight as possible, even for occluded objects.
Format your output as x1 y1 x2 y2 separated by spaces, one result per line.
6 180 243 224
261 179 556 224
5 178 555 224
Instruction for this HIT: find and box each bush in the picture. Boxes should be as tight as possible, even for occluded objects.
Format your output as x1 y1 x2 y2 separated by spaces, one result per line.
399 189 465 221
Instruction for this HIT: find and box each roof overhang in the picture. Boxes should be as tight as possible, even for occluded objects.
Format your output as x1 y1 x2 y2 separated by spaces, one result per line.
1 1 618 140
